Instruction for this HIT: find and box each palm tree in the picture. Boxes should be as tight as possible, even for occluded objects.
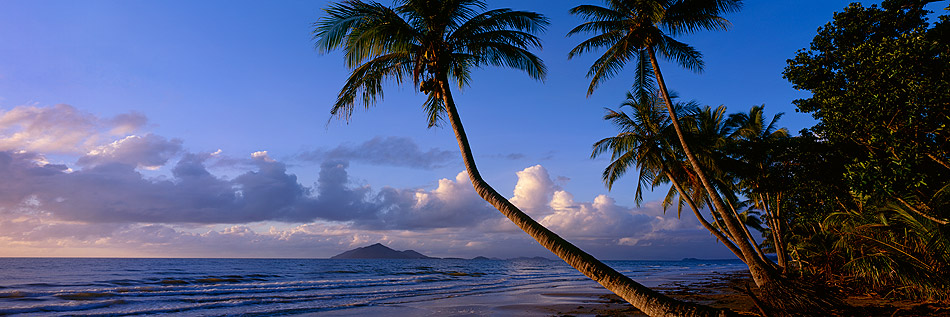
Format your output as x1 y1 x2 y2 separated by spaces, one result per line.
725 106 791 270
314 1 729 315
684 105 780 267
567 0 784 290
592 91 745 261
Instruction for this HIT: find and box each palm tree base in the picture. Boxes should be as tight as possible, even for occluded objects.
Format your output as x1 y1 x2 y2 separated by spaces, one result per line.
752 277 846 316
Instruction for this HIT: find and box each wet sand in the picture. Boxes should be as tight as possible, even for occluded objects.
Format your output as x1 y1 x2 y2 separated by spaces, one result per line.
318 270 950 316
319 270 757 316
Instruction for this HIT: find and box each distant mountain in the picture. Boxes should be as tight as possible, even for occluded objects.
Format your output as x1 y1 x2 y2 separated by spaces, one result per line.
330 243 434 259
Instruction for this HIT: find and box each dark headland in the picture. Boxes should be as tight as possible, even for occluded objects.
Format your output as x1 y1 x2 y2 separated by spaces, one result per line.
330 243 554 260
330 243 434 259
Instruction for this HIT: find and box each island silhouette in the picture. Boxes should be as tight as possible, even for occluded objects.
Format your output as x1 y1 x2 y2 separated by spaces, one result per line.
330 243 433 259
330 243 553 261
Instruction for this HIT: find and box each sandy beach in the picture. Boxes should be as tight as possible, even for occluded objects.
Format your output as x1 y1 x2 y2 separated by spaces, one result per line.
318 270 757 316
320 270 950 316
4 258 947 316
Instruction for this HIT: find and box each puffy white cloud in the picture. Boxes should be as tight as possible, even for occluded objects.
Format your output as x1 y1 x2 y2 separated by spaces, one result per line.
0 104 147 154
500 166 708 249
251 150 275 162
370 171 497 230
78 134 183 169
510 165 557 217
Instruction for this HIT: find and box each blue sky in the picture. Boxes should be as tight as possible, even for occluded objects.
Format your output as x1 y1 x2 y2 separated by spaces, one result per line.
0 0 903 259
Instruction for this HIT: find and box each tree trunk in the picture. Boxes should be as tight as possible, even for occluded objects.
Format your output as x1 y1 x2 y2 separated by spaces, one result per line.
437 76 732 317
667 173 745 262
646 47 779 288
724 197 773 268
767 193 790 272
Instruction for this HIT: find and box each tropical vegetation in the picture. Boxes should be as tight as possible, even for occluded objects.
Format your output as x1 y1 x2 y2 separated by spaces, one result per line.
782 0 950 302
314 0 728 315
592 0 949 312
316 0 950 315
565 0 843 313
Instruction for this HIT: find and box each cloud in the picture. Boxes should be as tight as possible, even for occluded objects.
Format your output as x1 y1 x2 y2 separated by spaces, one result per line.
298 136 456 169
504 153 526 160
0 153 728 258
503 166 707 249
0 104 147 154
0 150 714 249
369 171 498 230
0 149 499 228
510 165 557 217
0 105 730 259
77 134 183 169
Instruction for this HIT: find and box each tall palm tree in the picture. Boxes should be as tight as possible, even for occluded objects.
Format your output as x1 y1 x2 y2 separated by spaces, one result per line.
567 0 784 289
314 1 729 315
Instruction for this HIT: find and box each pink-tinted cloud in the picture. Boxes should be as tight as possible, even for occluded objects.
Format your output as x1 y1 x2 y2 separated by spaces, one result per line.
0 105 732 259
0 104 147 154
78 134 183 169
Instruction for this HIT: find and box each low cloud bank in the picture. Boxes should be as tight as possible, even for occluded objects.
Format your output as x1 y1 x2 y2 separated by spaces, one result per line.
0 104 724 259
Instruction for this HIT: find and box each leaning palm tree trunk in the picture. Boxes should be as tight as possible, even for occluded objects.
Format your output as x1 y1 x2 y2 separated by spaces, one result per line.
725 198 774 268
438 78 731 317
647 48 779 288
667 172 745 261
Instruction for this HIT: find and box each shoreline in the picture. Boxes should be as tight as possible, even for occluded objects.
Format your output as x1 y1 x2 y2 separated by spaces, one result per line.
317 270 757 316
318 270 950 316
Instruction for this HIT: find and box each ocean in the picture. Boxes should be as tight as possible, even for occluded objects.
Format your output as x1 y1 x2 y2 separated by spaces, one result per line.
0 258 746 316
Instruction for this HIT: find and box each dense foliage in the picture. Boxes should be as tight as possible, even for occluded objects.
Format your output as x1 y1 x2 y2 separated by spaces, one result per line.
594 0 950 304
784 0 950 201
781 0 950 301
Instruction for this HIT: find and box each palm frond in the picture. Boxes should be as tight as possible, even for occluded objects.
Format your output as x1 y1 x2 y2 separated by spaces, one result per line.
632 50 657 100
567 29 626 58
569 4 625 21
314 1 419 68
331 53 413 121
467 42 546 80
452 8 548 40
568 0 738 95
423 93 445 128
663 0 739 36
656 35 704 73
582 36 637 96
313 0 387 53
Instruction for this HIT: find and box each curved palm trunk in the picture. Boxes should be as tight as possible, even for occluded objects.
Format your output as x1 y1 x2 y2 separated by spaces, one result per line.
437 77 731 317
705 195 772 268
667 173 745 261
646 48 779 288
724 197 774 269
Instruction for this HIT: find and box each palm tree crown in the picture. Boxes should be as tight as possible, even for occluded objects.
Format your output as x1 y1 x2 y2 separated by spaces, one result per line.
314 0 548 126
568 0 739 96
592 90 695 203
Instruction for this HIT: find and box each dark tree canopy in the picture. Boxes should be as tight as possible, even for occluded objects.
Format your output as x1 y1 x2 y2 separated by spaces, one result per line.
784 0 950 198
781 0 950 301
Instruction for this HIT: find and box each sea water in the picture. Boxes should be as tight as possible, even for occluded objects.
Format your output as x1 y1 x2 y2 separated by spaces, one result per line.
0 258 745 316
